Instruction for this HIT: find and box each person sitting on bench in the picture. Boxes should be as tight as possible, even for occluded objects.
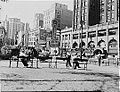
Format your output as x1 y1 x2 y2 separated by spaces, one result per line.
19 48 29 67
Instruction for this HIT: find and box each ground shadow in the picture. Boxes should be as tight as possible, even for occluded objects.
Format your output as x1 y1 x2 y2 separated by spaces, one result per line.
54 70 119 80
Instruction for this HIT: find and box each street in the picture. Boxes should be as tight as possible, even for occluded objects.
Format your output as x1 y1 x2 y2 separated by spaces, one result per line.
0 60 119 91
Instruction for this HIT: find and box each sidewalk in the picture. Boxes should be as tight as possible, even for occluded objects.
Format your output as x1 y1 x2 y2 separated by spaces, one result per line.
0 60 119 80
0 60 119 91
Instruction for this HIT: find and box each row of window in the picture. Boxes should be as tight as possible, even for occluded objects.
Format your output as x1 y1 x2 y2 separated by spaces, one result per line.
28 33 34 36
29 37 36 41
62 34 70 40
82 0 87 7
62 29 117 40
62 42 70 48
44 20 51 25
28 42 36 45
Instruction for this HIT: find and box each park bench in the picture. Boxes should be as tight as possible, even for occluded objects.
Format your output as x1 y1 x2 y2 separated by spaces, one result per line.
9 48 20 67
36 56 68 68
9 55 35 68
9 48 35 68
73 58 88 70
88 57 98 64
106 57 120 66
9 53 69 68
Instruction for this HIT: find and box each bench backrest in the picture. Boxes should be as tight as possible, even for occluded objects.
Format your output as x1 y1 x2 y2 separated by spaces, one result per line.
10 49 20 57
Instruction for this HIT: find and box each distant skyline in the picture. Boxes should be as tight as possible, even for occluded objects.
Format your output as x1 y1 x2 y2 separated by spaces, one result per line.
1 0 73 28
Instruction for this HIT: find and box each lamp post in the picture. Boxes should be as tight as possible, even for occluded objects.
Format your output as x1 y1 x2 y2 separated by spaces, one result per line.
118 21 119 59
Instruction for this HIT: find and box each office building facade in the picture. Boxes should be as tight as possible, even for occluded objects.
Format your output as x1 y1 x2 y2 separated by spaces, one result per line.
28 27 46 48
61 0 119 55
43 3 73 31
34 13 44 28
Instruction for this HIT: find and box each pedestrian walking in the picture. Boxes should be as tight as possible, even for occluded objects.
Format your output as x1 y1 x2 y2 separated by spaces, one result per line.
66 52 72 68
95 39 108 66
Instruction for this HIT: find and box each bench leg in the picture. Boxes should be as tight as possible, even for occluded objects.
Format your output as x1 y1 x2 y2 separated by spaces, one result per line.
49 60 52 68
36 59 38 68
31 59 33 68
85 64 87 70
54 60 57 68
16 60 19 68
9 59 12 67
83 64 87 70
108 61 110 66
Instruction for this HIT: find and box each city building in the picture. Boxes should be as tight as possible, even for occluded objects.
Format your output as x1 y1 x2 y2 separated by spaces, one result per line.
0 26 7 47
7 18 21 45
61 0 119 55
2 18 27 46
0 26 5 40
28 29 36 47
43 3 73 50
17 22 25 45
2 15 9 36
34 13 44 28
23 23 30 46
0 0 8 23
43 3 73 31
61 27 72 54
28 27 46 48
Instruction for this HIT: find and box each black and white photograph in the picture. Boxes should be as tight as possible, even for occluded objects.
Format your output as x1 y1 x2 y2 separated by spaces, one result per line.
0 0 119 91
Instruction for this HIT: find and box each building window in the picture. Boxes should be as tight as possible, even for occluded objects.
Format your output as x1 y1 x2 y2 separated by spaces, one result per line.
73 34 78 39
69 34 70 40
108 29 117 35
65 35 68 40
112 5 115 11
62 35 64 40
112 0 115 3
81 33 86 38
111 12 114 19
88 31 96 37
98 30 106 36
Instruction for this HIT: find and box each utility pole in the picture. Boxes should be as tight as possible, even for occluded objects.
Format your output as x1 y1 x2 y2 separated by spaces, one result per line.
79 0 83 59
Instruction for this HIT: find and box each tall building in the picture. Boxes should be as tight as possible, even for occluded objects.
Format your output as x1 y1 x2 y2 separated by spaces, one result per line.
0 26 5 40
23 23 30 46
28 27 46 48
6 18 26 45
88 0 100 26
43 3 73 31
2 15 9 35
34 13 44 28
61 0 119 55
17 22 25 45
73 0 89 31
0 0 8 23
73 0 119 29
98 0 119 24
8 18 21 41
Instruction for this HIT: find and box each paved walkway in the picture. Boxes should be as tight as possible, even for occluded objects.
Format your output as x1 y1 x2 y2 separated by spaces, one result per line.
0 60 119 91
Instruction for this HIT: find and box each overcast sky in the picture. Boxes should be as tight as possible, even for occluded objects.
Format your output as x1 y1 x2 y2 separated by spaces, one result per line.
1 0 73 28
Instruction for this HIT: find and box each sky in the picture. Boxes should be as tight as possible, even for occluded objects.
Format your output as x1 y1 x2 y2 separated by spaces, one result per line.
0 0 73 28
